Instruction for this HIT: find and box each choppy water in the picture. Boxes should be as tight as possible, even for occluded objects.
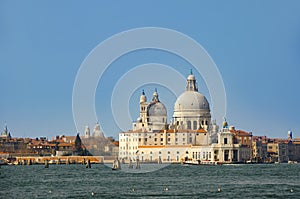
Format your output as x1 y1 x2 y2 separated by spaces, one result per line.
0 163 299 198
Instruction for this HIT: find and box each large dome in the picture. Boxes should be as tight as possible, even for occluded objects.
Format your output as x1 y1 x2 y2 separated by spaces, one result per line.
174 91 210 111
172 71 211 131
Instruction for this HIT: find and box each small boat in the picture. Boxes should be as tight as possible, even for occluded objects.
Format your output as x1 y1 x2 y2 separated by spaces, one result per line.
288 160 298 164
182 160 219 166
112 158 121 170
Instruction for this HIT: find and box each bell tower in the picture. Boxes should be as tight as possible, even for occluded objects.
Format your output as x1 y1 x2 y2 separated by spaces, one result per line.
139 90 148 123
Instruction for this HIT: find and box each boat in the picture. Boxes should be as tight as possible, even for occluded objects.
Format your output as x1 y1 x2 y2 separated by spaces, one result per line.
182 159 219 166
112 158 121 170
288 160 298 164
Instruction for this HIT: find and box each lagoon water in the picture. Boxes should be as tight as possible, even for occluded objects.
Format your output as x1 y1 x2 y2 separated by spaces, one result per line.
0 164 299 198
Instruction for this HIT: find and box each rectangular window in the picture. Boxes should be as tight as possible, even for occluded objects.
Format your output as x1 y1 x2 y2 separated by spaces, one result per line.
224 138 228 144
187 121 191 129
161 138 163 141
193 121 197 130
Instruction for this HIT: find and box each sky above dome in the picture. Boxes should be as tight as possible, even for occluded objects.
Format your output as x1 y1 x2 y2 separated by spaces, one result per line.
1 0 300 139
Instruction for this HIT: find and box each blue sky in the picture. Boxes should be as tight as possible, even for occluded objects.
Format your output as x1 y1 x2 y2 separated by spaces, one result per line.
1 0 300 139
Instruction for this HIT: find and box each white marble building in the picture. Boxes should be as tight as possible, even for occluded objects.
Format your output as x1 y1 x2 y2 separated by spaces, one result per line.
119 71 252 163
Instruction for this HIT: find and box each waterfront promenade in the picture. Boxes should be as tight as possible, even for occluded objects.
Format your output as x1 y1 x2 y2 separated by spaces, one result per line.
14 156 104 165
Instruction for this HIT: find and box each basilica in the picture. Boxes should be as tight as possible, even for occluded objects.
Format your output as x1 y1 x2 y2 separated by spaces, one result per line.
119 71 252 164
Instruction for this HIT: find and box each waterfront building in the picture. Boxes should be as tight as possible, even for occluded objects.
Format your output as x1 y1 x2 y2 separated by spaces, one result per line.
252 136 268 162
251 132 300 163
119 71 252 163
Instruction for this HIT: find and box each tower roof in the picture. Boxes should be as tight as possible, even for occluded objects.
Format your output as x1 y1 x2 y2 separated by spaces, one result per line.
140 89 147 103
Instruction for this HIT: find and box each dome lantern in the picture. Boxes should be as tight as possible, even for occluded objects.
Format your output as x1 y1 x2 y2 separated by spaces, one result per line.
186 69 198 91
151 88 159 102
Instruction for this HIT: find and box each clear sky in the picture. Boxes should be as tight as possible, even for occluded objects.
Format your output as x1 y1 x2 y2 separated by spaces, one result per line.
1 0 300 139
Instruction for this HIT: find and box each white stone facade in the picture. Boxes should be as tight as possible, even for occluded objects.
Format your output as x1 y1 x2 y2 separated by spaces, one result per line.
119 72 252 163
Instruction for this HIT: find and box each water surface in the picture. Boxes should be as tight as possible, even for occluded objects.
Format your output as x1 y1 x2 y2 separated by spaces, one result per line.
0 163 299 198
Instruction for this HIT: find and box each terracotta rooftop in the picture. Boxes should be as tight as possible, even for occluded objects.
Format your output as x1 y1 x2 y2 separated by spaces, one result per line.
230 129 252 136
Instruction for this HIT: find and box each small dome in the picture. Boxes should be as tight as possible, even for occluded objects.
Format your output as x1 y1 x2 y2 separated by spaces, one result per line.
223 121 228 128
147 102 167 117
137 117 142 122
174 91 210 111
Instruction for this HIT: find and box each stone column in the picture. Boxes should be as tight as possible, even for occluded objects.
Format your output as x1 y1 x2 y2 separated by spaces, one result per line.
163 130 167 146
